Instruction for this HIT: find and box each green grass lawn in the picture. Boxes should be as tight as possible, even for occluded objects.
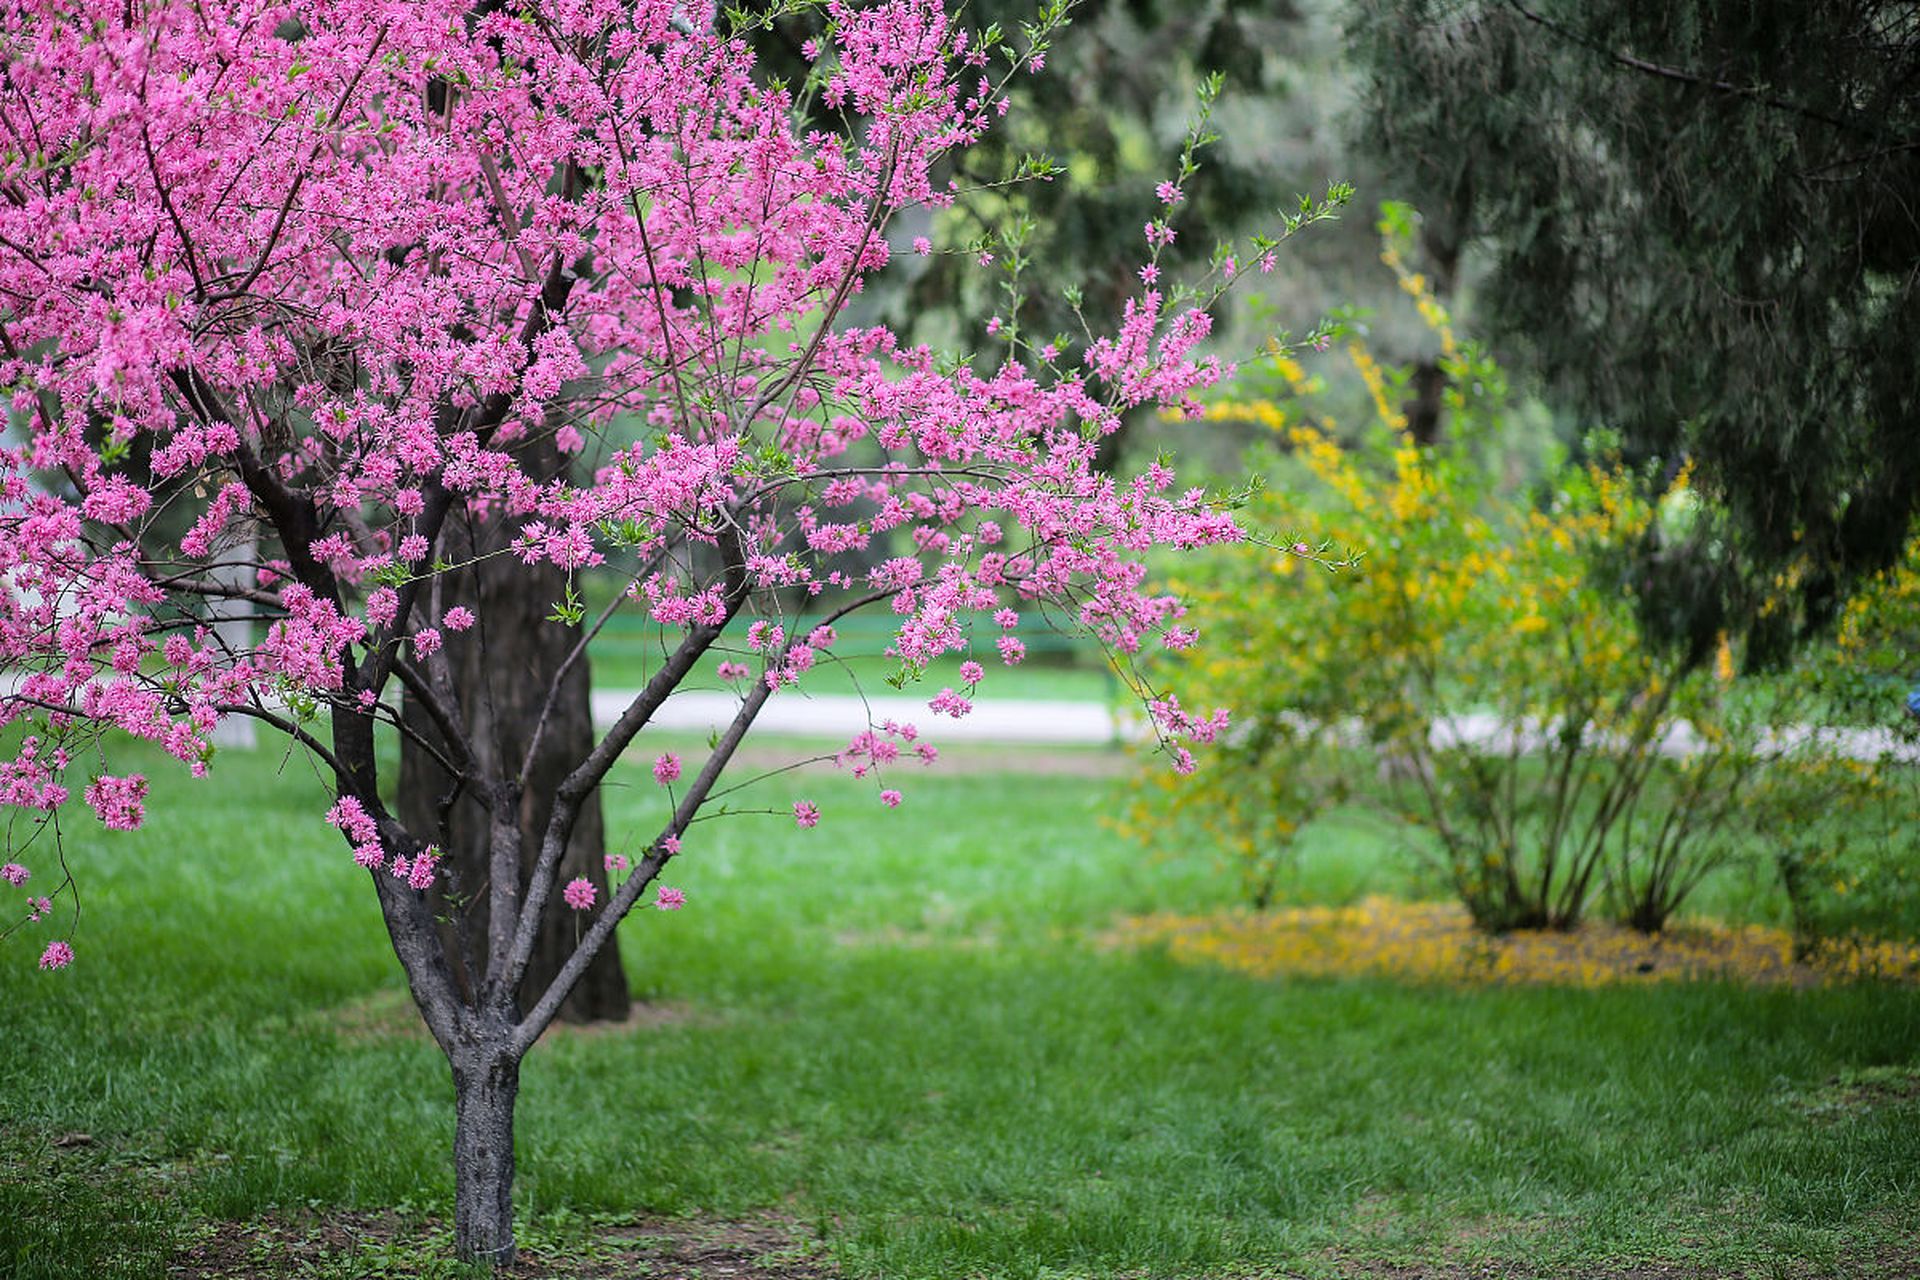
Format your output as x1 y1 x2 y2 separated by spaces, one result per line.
3 741 1918 1278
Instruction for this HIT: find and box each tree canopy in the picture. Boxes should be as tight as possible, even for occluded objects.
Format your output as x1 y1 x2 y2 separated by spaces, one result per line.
0 0 1311 1261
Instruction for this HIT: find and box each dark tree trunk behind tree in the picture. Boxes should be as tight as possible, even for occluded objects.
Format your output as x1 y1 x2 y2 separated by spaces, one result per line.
1401 173 1472 448
400 433 630 1026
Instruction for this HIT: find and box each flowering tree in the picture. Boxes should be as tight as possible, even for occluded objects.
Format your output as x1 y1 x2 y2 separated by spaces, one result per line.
0 0 1333 1263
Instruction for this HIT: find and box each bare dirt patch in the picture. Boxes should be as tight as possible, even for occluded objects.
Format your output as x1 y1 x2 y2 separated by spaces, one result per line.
134 1198 1920 1280
172 1209 837 1279
1790 1065 1920 1120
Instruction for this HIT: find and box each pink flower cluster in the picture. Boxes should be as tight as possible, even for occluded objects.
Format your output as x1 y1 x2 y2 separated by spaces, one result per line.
836 721 931 778
83 775 147 831
326 796 384 872
391 849 440 892
928 688 974 719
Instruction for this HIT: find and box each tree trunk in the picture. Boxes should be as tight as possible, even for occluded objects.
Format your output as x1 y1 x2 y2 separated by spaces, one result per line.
451 1046 522 1267
1401 175 1471 448
399 434 630 1025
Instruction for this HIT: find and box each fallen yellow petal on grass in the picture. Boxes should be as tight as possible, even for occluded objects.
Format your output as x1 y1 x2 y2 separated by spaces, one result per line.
1108 897 1920 989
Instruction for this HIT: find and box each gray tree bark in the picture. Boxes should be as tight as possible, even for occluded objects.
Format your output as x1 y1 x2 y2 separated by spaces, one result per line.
451 1045 522 1266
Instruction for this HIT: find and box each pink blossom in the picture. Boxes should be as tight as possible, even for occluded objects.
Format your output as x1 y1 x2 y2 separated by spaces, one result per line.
366 588 400 629
959 661 984 685
605 853 630 872
716 660 751 681
38 940 73 971
653 753 682 785
913 236 932 255
661 834 682 855
443 607 476 632
928 688 973 719
83 775 147 831
1156 181 1183 204
880 789 902 808
81 476 153 525
327 796 379 846
563 878 597 911
655 885 687 911
1 863 26 887
793 800 821 828
1139 264 1160 285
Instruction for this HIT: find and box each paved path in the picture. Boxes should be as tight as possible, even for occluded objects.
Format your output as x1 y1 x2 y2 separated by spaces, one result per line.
591 688 1122 744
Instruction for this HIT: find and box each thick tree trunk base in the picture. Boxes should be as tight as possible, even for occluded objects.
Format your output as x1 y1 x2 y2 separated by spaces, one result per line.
452 1050 522 1267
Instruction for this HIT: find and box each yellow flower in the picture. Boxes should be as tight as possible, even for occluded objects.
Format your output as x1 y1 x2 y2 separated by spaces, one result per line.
1713 633 1736 683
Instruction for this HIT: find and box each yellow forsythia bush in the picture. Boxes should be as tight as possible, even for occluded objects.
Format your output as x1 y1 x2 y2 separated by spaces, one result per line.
1127 240 1770 933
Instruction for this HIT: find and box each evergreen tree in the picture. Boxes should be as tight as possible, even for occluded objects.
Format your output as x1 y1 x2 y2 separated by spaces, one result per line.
1349 0 1920 659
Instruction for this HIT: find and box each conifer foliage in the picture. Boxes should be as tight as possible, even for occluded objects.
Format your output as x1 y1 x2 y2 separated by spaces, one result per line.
1350 0 1920 656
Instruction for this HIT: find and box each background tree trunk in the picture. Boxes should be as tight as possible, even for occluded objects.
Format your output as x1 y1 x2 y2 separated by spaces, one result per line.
1401 185 1469 449
399 434 630 1025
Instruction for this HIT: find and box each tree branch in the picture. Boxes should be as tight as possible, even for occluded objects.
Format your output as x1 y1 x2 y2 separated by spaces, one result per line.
1505 1 1892 142
512 671 775 1051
